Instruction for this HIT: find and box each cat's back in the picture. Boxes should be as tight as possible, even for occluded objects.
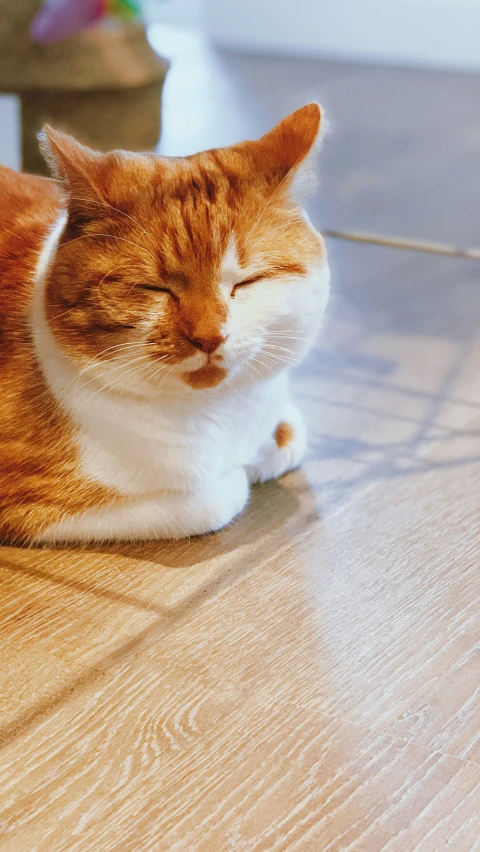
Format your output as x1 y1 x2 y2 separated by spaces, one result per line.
0 165 60 231
0 166 60 320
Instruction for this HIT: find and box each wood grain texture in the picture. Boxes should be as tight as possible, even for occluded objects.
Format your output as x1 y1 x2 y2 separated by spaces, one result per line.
1 45 480 851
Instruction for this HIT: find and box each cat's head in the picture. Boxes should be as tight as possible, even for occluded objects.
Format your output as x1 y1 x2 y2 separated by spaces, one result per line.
40 104 329 396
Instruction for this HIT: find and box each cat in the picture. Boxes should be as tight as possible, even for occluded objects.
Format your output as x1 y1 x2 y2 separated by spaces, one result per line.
0 103 330 545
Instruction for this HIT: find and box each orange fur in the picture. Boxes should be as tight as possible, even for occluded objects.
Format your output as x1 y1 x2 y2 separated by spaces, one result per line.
274 422 295 448
0 167 118 543
183 364 228 390
0 104 324 544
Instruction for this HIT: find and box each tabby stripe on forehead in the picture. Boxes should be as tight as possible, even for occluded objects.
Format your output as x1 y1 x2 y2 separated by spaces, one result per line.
202 171 217 204
182 215 195 247
169 227 181 258
209 151 227 176
209 151 238 186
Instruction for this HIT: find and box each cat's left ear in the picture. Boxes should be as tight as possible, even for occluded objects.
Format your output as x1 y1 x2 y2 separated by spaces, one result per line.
38 126 107 208
250 103 323 196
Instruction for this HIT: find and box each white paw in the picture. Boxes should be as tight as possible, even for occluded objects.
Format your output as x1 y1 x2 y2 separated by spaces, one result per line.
194 466 250 535
246 409 306 485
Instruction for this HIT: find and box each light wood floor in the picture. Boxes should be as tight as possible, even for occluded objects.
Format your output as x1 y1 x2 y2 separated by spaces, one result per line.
1 33 480 851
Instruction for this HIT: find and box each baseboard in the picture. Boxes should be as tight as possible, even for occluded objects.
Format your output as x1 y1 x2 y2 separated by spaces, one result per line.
205 0 480 71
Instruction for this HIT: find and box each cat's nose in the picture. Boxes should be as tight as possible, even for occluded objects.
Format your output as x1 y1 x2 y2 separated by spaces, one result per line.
188 335 227 354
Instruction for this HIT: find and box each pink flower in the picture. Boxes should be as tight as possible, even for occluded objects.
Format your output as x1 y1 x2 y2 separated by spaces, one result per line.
30 0 107 44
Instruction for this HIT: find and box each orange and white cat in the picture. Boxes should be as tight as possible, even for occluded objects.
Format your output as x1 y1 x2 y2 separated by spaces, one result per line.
0 104 329 544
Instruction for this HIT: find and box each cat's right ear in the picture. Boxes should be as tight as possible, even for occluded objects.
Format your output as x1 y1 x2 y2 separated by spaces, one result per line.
38 126 106 207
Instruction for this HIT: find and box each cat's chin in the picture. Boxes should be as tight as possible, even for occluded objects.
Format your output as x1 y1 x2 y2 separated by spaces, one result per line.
182 364 228 390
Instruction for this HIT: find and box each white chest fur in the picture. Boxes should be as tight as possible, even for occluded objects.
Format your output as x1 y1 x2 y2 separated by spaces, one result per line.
63 368 287 496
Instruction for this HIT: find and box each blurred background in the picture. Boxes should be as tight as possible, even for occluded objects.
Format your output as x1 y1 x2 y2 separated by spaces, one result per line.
0 0 479 247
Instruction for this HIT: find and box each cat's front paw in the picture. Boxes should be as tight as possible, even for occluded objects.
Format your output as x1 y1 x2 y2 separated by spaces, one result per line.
246 409 306 485
195 466 250 534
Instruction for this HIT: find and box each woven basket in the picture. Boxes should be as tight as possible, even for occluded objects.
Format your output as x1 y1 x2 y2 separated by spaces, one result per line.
0 2 169 173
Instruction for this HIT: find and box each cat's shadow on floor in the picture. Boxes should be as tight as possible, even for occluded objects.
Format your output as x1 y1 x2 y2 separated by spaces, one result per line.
91 472 313 571
2 475 314 620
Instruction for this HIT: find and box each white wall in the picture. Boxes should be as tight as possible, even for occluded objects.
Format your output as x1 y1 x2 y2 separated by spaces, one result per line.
0 96 20 170
204 0 480 71
144 0 204 29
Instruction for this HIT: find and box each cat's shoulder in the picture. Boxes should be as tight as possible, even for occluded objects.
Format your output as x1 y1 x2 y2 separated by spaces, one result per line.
0 165 61 232
0 166 61 330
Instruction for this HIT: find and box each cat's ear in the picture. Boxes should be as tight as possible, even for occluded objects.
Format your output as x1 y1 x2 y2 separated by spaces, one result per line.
251 103 323 195
38 126 106 207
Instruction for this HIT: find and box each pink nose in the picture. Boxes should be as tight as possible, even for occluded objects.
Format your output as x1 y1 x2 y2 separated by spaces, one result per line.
188 335 226 354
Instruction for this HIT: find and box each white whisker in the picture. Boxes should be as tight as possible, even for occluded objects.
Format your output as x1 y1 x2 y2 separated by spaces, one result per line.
265 331 312 340
255 351 297 369
90 341 149 360
71 357 162 409
263 343 302 356
67 355 152 400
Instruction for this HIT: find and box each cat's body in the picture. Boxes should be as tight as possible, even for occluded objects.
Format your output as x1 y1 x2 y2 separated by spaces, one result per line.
0 105 329 544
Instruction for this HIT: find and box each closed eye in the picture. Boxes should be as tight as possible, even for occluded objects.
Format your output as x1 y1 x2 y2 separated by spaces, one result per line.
231 263 306 297
138 284 179 301
231 273 265 297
